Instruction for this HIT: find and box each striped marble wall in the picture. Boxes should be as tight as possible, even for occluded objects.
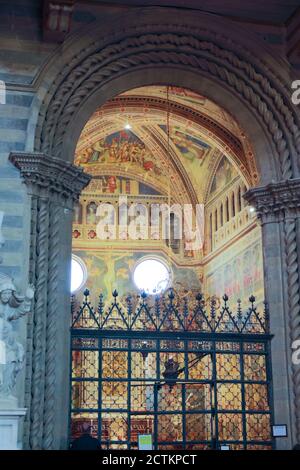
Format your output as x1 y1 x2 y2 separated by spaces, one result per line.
0 1 52 286
0 87 35 446
0 90 33 283
0 0 54 85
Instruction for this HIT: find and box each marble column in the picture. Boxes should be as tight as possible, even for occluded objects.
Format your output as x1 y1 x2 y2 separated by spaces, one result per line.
245 179 300 450
9 152 91 450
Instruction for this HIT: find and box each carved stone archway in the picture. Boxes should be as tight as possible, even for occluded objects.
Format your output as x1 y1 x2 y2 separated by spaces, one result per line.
32 13 300 180
10 9 300 449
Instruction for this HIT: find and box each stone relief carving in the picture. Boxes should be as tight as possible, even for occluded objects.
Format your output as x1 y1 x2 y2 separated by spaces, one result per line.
0 274 34 403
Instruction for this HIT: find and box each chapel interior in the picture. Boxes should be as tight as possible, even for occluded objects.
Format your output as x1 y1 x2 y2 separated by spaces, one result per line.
71 85 263 306
70 85 267 449
1 0 300 452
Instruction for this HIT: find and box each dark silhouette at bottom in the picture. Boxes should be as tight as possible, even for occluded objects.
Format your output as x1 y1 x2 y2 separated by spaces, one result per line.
70 423 102 450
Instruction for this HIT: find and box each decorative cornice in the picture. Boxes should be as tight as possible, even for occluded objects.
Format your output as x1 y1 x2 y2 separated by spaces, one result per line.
9 152 91 202
244 179 300 223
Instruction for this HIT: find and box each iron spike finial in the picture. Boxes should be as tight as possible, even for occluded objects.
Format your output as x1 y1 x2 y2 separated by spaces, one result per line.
97 293 104 316
237 298 243 322
210 296 216 321
168 289 175 300
126 294 132 316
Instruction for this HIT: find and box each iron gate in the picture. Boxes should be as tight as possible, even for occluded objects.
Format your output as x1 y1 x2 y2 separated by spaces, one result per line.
70 290 274 450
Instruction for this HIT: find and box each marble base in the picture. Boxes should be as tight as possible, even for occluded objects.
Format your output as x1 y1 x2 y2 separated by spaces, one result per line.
0 407 27 450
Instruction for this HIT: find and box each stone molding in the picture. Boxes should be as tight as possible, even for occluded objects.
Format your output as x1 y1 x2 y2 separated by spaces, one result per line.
34 25 300 179
244 179 300 223
9 152 91 204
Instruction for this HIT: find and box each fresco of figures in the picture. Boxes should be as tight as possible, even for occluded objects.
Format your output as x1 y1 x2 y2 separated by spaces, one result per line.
75 130 162 175
210 155 238 196
72 250 201 304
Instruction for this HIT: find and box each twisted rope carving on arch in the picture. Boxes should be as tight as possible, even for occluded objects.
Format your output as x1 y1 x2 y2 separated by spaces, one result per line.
42 203 61 449
285 218 300 443
36 32 300 180
30 198 49 449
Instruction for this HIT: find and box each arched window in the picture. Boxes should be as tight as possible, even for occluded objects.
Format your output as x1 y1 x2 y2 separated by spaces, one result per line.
71 254 87 293
226 198 229 222
231 193 235 217
209 212 213 249
220 203 224 226
238 187 242 212
169 212 181 254
73 202 82 224
215 209 218 231
86 201 97 224
133 257 171 294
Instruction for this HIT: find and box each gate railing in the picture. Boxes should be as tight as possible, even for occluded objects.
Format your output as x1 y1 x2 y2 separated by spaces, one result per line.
71 289 269 334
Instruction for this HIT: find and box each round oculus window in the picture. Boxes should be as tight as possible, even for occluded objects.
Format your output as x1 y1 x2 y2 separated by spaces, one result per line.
71 255 87 293
133 258 171 295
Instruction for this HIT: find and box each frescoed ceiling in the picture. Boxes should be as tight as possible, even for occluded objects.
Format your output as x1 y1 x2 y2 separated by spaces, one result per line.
75 86 258 204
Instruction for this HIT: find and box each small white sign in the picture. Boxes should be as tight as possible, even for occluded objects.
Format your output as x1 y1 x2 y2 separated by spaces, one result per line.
272 425 287 437
220 444 230 450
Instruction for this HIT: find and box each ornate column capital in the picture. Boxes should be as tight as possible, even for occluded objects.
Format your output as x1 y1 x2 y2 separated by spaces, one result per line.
244 179 300 223
9 152 91 204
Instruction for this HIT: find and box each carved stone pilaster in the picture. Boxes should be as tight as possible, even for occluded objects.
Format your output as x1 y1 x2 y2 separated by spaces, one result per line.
9 152 91 449
244 179 300 224
245 179 300 445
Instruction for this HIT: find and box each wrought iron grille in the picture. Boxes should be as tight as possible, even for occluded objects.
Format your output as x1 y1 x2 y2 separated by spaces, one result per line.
70 290 274 450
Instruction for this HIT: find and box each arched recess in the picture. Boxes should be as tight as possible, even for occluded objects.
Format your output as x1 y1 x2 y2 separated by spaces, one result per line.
31 9 300 182
76 95 257 204
14 8 300 450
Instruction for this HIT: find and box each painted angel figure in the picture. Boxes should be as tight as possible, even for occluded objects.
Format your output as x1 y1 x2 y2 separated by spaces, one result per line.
0 275 34 399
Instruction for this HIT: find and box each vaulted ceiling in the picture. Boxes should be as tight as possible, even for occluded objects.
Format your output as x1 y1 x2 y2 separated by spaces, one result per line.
75 86 258 204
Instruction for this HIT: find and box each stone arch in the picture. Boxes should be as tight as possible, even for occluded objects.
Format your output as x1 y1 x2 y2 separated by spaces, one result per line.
12 9 300 450
30 10 300 183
